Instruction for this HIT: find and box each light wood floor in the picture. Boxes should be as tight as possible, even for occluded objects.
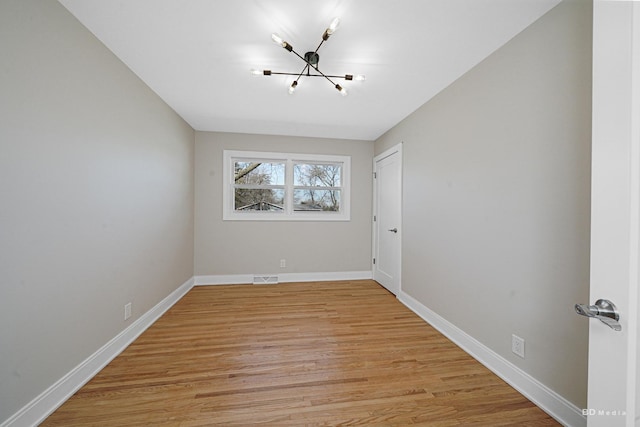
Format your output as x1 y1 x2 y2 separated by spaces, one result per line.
43 280 559 426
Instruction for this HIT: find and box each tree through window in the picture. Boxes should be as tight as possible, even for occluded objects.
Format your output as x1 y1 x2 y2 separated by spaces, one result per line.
293 163 341 211
233 161 285 211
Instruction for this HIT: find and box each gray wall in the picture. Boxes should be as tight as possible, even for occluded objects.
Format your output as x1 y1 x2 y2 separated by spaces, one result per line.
195 132 373 276
0 0 195 421
375 0 591 407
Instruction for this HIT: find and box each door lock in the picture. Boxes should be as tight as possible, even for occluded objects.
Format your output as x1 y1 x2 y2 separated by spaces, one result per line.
388 228 398 233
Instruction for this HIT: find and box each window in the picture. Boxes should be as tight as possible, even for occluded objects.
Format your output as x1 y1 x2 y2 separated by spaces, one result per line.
234 160 285 212
223 150 350 221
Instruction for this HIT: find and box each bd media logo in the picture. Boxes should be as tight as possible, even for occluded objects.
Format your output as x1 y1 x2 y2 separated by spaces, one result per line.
582 409 626 416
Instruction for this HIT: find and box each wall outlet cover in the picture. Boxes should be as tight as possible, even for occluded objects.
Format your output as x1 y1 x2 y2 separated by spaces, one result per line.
512 334 525 358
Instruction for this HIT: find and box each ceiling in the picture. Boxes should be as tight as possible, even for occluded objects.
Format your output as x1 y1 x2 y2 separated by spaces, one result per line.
59 0 561 141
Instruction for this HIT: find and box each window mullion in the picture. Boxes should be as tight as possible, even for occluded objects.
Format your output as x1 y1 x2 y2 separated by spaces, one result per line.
293 186 341 191
234 184 285 190
285 158 294 215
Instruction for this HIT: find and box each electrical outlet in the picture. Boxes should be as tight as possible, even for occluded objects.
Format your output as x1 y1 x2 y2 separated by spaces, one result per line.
124 302 132 320
280 259 286 268
512 334 525 358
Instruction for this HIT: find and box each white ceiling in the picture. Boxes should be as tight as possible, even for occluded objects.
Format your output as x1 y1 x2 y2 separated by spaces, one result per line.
59 0 561 141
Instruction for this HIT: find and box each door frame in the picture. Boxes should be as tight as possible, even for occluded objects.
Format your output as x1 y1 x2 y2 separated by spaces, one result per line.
372 143 403 295
587 1 640 425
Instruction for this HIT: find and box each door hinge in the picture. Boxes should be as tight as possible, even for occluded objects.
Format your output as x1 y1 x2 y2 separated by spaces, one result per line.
373 172 377 179
373 258 376 265
373 215 376 222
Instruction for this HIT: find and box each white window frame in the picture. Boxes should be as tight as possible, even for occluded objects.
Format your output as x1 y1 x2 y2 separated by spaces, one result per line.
223 150 351 221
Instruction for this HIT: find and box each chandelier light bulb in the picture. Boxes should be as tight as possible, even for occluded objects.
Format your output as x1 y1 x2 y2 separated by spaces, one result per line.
327 17 341 35
250 69 262 76
354 74 366 82
271 33 285 46
335 84 348 96
323 17 341 40
272 33 293 51
288 80 298 94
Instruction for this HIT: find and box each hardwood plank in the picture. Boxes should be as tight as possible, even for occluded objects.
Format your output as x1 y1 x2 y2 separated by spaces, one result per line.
42 280 559 426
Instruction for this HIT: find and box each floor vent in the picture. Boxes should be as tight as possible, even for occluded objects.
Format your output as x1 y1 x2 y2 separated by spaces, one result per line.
253 275 279 285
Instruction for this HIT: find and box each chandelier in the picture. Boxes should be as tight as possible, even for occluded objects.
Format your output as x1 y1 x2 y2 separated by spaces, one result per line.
251 18 365 96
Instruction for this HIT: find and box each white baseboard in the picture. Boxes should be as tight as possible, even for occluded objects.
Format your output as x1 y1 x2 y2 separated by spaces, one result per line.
194 270 373 286
194 273 252 285
397 290 586 427
1 277 195 427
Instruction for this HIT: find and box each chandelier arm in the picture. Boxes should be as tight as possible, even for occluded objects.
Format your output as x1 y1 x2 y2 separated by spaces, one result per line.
313 73 350 79
321 74 338 87
269 71 305 77
307 63 338 87
296 63 310 81
269 71 350 79
312 39 325 54
290 48 311 65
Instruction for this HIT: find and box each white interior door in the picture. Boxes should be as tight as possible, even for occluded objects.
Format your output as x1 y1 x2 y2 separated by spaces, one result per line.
373 144 402 295
585 2 640 426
